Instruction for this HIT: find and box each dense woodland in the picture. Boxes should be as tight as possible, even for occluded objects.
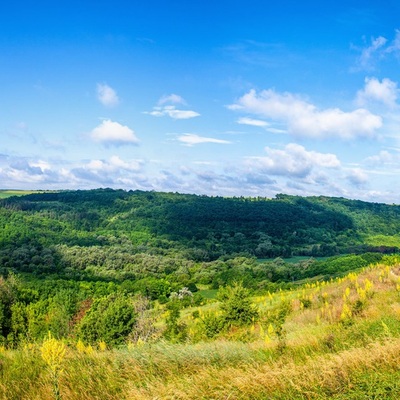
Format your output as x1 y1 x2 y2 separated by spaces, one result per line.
0 188 399 347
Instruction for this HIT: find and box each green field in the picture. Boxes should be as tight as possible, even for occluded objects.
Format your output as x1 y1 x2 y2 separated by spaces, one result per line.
366 234 400 248
0 190 42 199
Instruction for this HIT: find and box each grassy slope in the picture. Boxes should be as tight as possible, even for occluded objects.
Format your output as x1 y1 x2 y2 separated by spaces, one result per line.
2 258 400 399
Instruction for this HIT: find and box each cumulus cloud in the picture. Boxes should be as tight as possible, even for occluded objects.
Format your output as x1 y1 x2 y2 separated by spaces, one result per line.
177 133 231 146
90 120 139 146
30 160 51 172
347 168 369 187
0 149 397 203
158 94 186 105
229 89 382 139
356 77 399 108
244 143 340 178
97 83 120 107
365 150 400 166
10 159 44 176
145 95 200 119
86 156 142 173
237 117 269 127
242 172 276 185
0 156 66 187
145 105 200 120
71 156 145 187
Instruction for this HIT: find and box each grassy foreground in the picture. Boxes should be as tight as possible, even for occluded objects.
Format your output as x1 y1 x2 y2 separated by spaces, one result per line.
1 338 400 399
1 261 400 399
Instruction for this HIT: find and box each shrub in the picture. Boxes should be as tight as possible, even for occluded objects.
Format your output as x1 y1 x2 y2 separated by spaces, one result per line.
164 299 187 343
201 312 225 338
76 293 136 346
218 282 259 327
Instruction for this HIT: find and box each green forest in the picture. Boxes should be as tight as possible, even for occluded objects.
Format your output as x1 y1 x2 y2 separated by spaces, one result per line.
1 189 400 399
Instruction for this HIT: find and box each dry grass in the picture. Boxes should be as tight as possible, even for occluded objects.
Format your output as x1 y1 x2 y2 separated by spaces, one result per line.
2 336 400 400
125 339 400 399
2 262 400 399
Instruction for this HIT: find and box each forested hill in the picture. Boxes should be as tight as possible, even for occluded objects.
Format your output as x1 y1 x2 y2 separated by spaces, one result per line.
1 189 399 262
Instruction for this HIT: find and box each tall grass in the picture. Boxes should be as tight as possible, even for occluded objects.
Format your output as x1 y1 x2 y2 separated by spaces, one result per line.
126 339 400 399
1 261 400 399
2 338 399 399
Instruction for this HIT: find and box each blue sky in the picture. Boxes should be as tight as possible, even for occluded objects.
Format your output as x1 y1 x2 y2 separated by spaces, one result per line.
2 1 400 202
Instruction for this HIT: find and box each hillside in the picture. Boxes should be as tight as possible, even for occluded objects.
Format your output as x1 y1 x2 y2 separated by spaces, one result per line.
1 189 400 398
1 258 400 399
0 188 398 288
1 189 399 259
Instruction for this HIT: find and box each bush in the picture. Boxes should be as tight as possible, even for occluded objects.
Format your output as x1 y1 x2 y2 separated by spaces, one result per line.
164 300 187 343
77 293 136 345
218 282 259 327
201 313 225 338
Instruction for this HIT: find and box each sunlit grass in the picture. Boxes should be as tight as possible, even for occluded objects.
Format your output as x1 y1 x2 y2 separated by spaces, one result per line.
4 337 399 399
366 234 400 247
0 190 46 199
2 260 400 399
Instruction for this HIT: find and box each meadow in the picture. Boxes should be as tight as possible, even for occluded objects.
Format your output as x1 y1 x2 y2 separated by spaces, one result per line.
1 259 400 399
0 190 40 199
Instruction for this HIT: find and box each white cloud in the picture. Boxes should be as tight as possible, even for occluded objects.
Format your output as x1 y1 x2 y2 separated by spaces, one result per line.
0 150 399 203
244 143 340 178
97 83 120 107
146 95 199 119
90 120 139 146
347 168 369 187
354 30 400 71
30 160 51 171
358 36 387 70
177 133 231 146
0 156 66 187
71 156 146 187
365 149 400 166
108 155 142 171
158 94 186 105
266 127 287 134
146 105 200 120
356 77 399 108
87 156 142 173
229 89 382 139
237 117 269 127
386 29 400 54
